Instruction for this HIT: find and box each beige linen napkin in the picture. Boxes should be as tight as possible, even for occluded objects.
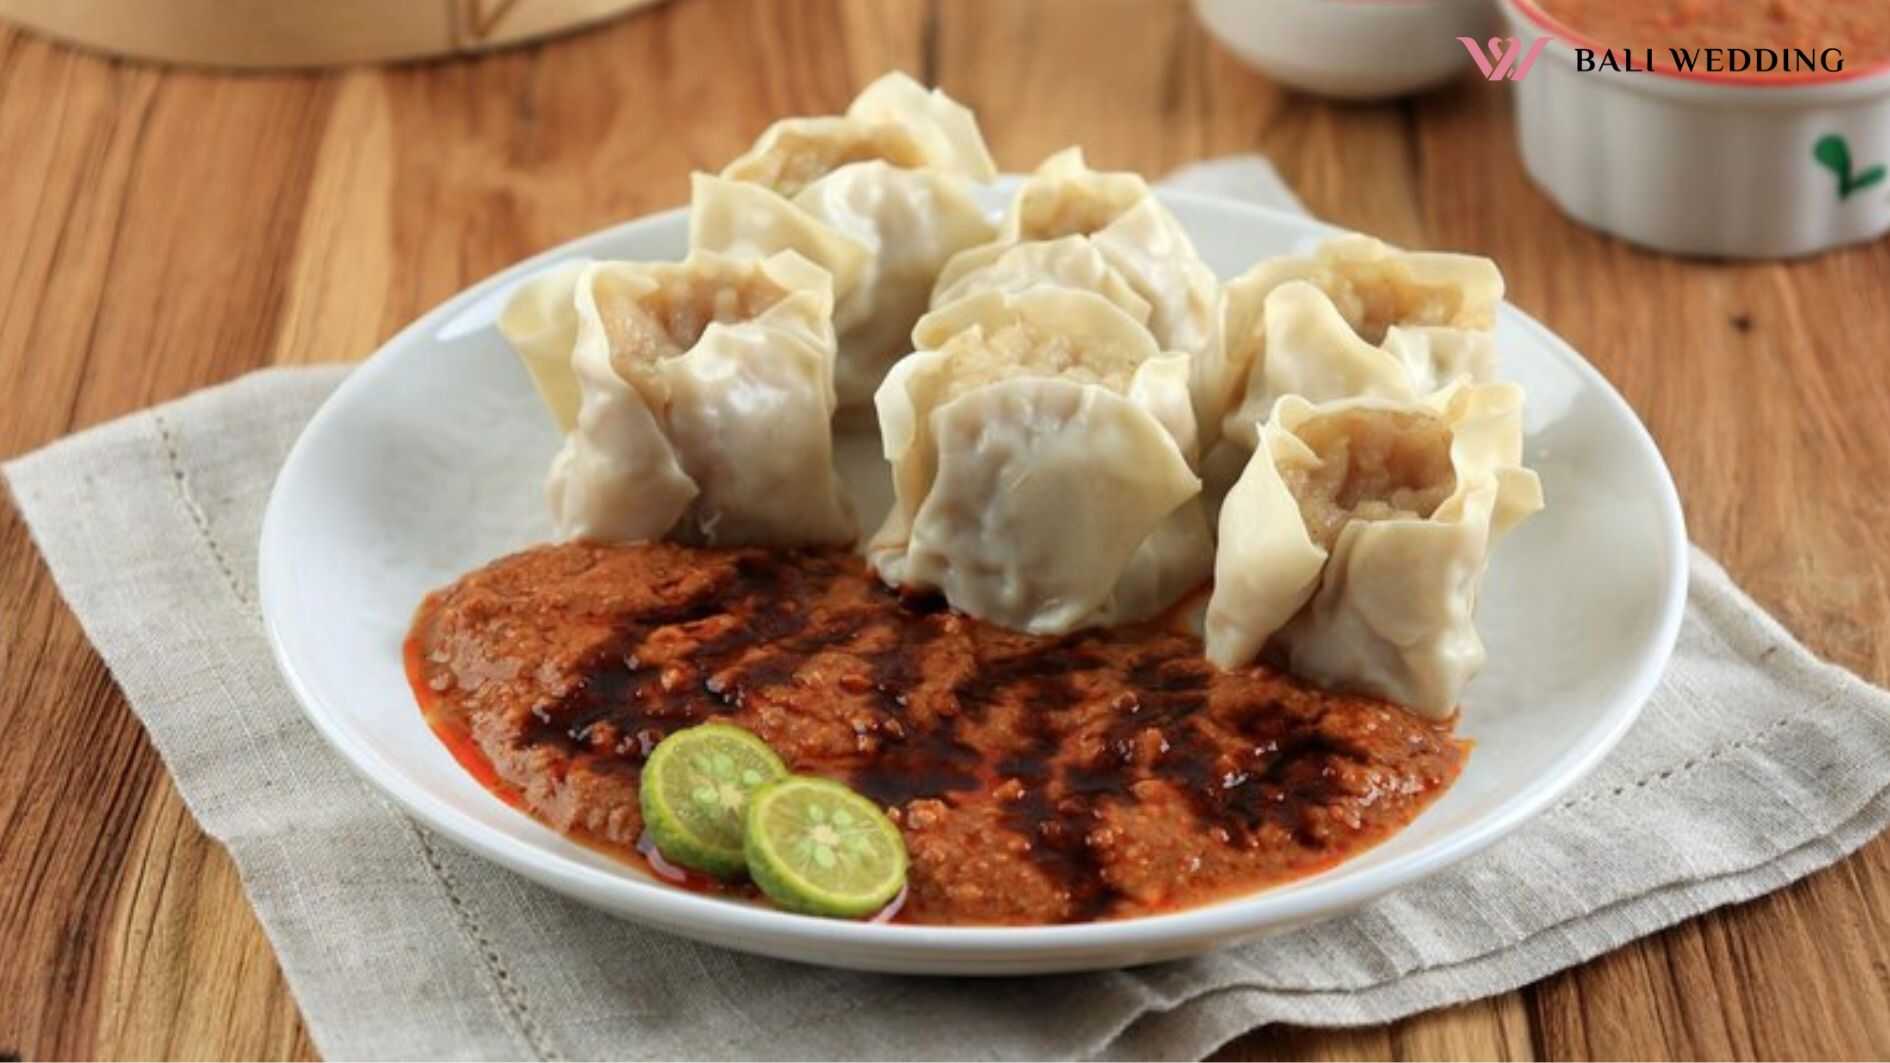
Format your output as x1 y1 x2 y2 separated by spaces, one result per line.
9 160 1890 1061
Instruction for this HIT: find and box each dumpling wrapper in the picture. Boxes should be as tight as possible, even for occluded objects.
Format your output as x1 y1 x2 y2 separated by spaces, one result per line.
690 72 999 412
936 147 1219 377
721 71 997 194
498 249 857 547
909 287 1199 463
499 258 591 431
791 162 998 408
929 235 1154 327
1205 382 1543 718
873 287 1210 633
1200 414 1331 669
1200 234 1504 455
685 174 872 320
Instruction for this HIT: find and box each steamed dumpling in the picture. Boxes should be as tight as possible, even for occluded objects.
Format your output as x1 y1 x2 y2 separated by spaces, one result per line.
721 72 995 194
929 235 1154 328
934 147 1219 373
497 249 856 546
1205 382 1543 717
1198 235 1504 456
689 72 998 412
871 287 1211 634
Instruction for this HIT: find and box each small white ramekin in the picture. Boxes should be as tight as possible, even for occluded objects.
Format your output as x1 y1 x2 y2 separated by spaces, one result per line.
1500 0 1890 258
1194 0 1499 101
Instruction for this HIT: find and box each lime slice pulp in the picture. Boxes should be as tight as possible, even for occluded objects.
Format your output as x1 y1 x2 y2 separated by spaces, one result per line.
743 776 907 918
639 723 788 879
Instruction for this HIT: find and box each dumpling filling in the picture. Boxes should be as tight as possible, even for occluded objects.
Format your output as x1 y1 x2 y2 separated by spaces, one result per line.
595 266 792 372
932 318 1143 401
1318 259 1494 345
1280 409 1457 549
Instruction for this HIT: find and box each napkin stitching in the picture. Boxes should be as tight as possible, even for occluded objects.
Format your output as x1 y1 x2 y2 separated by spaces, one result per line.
153 411 251 607
1546 710 1806 816
152 408 560 1062
411 827 562 1062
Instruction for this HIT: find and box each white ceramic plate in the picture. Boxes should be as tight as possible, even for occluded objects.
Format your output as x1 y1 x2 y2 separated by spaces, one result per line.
259 185 1688 975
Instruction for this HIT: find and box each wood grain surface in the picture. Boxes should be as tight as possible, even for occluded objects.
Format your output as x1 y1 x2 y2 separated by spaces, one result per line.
3 0 1888 1058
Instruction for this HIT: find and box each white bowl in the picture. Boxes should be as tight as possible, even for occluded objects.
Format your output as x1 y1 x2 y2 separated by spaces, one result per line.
258 184 1688 974
1194 0 1498 100
1501 0 1890 258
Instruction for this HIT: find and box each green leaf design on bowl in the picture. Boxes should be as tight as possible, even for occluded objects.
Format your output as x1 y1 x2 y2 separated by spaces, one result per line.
1815 134 1887 200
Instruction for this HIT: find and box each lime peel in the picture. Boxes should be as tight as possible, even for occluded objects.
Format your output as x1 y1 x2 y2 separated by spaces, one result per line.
639 723 787 879
744 775 908 918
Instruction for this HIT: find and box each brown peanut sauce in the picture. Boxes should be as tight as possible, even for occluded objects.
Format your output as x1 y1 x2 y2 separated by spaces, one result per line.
408 542 1465 925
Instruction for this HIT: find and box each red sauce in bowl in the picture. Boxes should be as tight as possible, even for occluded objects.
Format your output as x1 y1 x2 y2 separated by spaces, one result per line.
1525 0 1890 81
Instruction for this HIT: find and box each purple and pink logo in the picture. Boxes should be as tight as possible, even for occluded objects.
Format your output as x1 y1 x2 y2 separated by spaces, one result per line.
1458 36 1551 81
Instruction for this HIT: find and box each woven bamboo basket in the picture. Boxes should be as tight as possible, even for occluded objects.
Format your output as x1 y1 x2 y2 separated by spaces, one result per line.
0 0 667 68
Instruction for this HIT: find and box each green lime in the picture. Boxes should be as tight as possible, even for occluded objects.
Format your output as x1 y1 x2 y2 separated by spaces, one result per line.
743 775 907 918
639 723 788 879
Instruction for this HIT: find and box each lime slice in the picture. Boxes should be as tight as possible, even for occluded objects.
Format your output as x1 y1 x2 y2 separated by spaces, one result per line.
639 723 787 879
744 776 907 918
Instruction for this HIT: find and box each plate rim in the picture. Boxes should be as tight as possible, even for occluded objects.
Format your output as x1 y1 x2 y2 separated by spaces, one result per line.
258 187 1689 962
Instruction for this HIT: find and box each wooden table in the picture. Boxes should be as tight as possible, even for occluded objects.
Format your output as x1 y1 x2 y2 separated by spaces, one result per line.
3 0 1888 1058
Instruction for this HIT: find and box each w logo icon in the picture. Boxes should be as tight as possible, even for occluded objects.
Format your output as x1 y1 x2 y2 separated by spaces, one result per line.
1459 36 1551 81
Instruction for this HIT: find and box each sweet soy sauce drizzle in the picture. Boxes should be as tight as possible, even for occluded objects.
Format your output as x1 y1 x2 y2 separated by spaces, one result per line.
410 544 1466 924
411 638 753 901
410 635 908 917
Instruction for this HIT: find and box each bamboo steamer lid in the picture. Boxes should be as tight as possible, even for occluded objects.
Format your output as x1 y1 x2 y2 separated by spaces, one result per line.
0 0 668 68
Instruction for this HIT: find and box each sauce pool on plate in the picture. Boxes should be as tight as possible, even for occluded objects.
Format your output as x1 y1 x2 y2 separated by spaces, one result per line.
407 541 1467 925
